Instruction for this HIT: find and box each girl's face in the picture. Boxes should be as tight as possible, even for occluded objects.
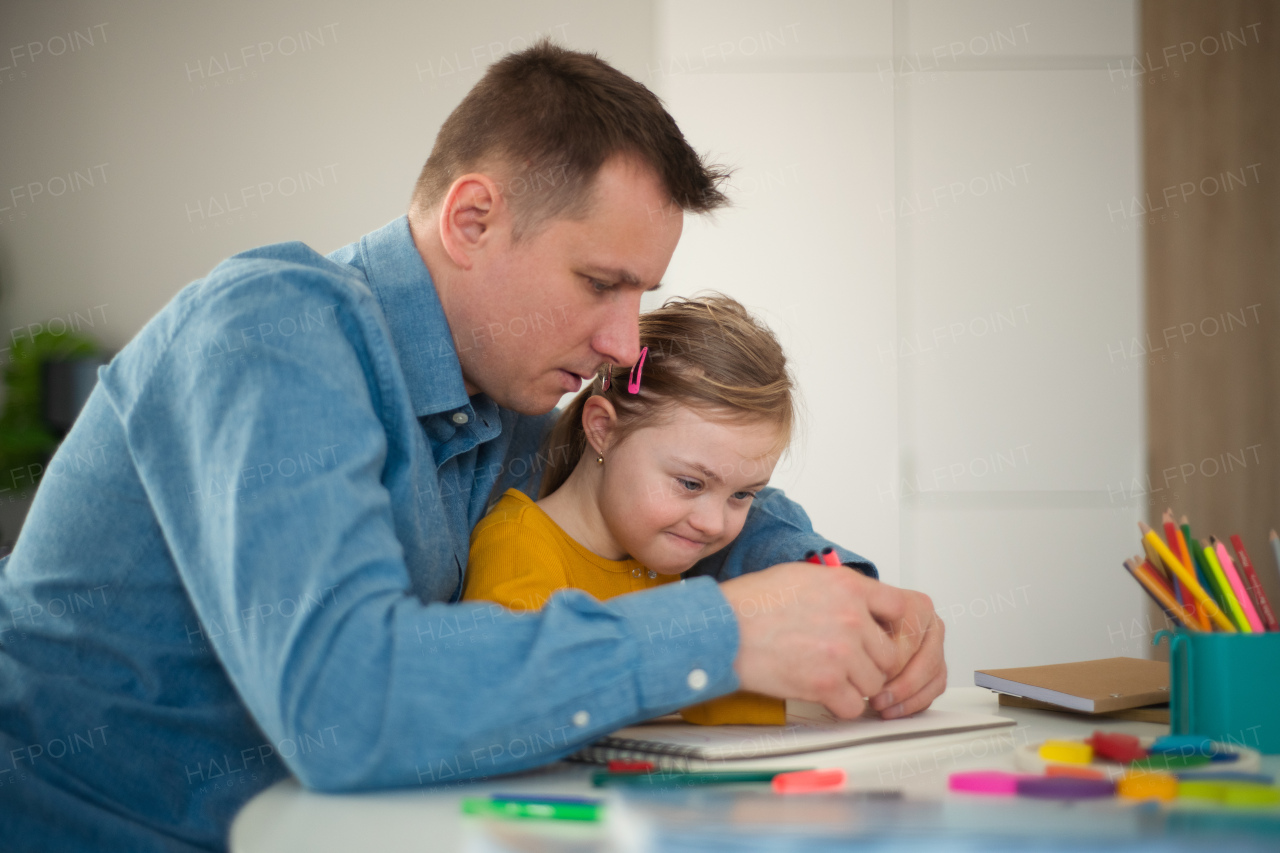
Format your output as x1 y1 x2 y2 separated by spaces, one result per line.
594 405 783 575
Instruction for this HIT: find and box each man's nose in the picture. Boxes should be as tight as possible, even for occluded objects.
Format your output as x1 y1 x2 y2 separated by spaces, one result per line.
593 296 642 369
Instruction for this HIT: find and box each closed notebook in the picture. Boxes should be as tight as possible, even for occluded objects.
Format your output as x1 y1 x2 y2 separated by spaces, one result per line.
996 693 1171 724
572 701 1013 770
974 657 1169 714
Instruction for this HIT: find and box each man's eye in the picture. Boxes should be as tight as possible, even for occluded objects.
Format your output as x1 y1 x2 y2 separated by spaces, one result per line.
677 478 700 492
590 279 611 293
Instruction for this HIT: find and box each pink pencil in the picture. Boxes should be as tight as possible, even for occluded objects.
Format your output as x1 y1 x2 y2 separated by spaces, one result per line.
1214 537 1265 632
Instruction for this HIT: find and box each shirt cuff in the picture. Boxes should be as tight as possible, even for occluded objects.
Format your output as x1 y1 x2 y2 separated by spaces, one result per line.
609 576 740 716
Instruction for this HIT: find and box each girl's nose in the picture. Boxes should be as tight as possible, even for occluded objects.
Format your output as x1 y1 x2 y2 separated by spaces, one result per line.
687 503 725 540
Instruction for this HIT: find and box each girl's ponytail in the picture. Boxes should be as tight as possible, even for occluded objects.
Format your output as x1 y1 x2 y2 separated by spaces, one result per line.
538 387 592 498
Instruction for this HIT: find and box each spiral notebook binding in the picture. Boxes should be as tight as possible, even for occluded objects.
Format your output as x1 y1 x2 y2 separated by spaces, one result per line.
568 735 710 770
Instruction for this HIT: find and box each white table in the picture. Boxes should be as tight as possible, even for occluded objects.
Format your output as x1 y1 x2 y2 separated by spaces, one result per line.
233 687 1265 852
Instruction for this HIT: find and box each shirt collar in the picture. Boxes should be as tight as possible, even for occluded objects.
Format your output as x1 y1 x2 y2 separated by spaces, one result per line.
355 216 471 419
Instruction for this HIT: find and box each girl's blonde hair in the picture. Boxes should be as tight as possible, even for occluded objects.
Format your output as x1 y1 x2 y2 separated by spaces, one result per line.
538 293 795 498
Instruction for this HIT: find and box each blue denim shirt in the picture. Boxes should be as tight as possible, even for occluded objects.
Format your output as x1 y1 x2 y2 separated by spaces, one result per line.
0 216 874 852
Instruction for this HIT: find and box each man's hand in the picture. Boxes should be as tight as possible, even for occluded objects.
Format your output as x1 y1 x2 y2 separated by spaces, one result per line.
868 589 947 719
720 563 899 718
719 563 946 720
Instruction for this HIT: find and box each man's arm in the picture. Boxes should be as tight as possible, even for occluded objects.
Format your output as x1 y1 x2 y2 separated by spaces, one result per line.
685 487 878 580
110 272 741 791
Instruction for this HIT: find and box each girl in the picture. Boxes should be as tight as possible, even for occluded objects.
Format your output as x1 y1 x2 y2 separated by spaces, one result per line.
463 293 796 724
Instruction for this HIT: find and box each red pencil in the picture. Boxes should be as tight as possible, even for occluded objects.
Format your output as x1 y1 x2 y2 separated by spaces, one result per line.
1139 558 1176 599
1230 534 1279 631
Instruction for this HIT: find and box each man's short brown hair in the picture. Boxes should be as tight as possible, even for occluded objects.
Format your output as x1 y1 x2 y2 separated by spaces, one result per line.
412 40 730 237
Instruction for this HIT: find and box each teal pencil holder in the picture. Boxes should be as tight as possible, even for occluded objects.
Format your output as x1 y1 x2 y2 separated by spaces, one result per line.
1154 629 1280 754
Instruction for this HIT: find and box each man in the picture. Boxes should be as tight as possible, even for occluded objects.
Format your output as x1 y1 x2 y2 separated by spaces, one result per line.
0 42 944 851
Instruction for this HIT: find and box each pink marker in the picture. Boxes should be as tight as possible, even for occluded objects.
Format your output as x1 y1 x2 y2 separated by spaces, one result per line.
1216 539 1265 632
948 771 1027 796
771 768 846 794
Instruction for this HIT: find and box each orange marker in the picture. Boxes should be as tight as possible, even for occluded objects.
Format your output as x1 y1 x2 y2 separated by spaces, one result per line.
1139 522 1235 632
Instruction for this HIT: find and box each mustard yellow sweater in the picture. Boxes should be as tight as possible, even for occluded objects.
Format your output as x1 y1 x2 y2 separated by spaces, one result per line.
464 489 785 725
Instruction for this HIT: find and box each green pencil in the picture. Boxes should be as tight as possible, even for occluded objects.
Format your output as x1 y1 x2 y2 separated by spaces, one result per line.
1189 534 1229 611
461 797 603 821
591 768 811 788
1182 521 1217 603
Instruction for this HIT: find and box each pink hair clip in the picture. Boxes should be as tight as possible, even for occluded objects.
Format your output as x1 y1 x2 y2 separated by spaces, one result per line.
627 346 649 394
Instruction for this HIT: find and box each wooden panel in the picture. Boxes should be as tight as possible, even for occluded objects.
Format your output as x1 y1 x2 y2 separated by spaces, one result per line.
1144 1 1280 612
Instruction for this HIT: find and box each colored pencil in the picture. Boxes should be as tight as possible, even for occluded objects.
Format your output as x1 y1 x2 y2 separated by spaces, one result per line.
1124 558 1196 629
1192 534 1235 618
1161 512 1206 628
1139 522 1235 632
1173 526 1208 629
1214 537 1264 633
1231 534 1279 631
1140 558 1177 600
1269 531 1280 614
1149 525 1194 622
1178 516 1214 599
1202 542 1251 632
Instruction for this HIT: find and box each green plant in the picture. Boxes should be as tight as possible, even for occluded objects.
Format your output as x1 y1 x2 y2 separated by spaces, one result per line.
0 330 98 491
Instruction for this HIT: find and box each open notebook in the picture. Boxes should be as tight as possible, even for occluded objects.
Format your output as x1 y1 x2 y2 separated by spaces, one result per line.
572 701 1014 770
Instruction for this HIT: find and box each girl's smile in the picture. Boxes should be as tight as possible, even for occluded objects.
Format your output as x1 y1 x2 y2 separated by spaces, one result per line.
539 402 782 575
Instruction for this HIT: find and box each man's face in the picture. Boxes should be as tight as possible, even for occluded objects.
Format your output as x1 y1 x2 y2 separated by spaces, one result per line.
452 156 683 414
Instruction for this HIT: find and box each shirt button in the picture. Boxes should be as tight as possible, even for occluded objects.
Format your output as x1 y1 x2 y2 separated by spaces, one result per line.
687 669 708 691
451 412 469 425
572 710 591 728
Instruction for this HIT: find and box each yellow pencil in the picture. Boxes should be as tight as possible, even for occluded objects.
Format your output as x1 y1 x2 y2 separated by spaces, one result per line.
1141 537 1170 583
1139 522 1236 632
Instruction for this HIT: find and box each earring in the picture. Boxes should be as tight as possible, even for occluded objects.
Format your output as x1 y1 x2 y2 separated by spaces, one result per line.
596 453 604 465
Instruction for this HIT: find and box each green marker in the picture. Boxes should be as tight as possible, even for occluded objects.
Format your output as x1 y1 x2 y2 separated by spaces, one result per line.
591 768 811 788
461 796 603 822
1130 754 1212 772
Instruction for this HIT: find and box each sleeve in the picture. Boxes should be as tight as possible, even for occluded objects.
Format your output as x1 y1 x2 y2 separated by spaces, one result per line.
463 518 571 612
684 487 879 582
114 272 741 792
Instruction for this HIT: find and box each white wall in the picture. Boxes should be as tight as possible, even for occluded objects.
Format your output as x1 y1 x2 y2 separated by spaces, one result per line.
651 0 1147 680
0 0 653 349
0 1 1147 681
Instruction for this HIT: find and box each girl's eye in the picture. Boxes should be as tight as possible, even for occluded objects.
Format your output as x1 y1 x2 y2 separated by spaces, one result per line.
677 478 701 493
732 491 758 502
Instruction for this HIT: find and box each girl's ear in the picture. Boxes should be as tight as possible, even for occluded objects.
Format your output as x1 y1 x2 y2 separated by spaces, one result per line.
581 396 619 456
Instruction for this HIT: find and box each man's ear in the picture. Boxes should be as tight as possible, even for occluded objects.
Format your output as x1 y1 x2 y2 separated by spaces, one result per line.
438 173 506 270
581 396 619 456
